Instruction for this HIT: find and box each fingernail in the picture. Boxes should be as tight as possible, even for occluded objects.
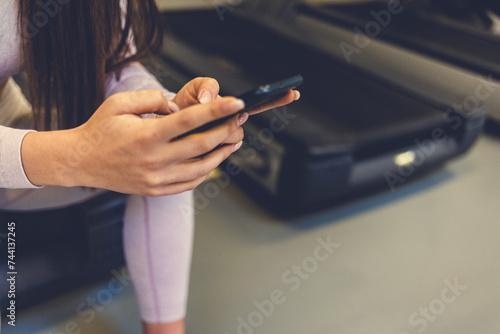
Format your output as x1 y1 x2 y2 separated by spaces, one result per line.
294 90 301 101
168 100 180 113
199 90 212 104
238 112 249 126
232 141 243 152
229 99 245 111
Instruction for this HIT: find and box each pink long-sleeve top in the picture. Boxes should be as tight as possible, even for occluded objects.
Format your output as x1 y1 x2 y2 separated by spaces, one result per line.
0 0 175 189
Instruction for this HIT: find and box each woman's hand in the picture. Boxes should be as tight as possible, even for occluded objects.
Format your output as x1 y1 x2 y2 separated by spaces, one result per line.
171 77 221 109
21 90 247 197
172 77 300 115
171 77 243 145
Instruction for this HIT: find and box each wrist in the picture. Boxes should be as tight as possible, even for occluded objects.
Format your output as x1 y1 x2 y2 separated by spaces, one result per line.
21 128 82 188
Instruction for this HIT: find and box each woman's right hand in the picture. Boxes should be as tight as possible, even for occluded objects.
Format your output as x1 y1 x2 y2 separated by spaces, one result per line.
21 90 247 196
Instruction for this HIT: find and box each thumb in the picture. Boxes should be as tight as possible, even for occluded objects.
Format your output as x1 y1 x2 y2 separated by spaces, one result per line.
194 77 220 104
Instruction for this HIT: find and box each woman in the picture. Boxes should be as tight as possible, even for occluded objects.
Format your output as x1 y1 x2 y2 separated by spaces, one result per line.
0 0 299 333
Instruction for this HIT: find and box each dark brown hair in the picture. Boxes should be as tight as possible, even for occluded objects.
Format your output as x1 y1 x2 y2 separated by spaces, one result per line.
18 0 164 130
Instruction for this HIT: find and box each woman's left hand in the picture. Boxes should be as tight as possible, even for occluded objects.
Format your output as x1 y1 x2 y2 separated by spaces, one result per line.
171 77 221 109
172 77 300 114
170 78 243 145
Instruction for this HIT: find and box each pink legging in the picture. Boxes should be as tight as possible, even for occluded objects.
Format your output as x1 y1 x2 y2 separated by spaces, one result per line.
0 186 194 323
124 192 194 323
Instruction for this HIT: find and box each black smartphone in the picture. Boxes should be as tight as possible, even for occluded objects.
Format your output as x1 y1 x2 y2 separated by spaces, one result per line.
182 75 303 136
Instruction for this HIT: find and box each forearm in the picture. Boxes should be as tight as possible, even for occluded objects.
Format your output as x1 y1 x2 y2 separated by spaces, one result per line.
20 129 81 188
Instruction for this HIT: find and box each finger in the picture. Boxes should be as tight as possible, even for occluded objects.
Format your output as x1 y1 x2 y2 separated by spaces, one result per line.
156 97 245 141
246 90 299 115
107 90 170 116
172 77 220 109
167 100 180 113
171 142 241 184
154 100 180 116
221 126 245 145
145 143 240 196
163 112 245 159
194 77 220 104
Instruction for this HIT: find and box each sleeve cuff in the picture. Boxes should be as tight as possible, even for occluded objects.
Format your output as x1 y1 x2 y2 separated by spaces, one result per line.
0 126 44 189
